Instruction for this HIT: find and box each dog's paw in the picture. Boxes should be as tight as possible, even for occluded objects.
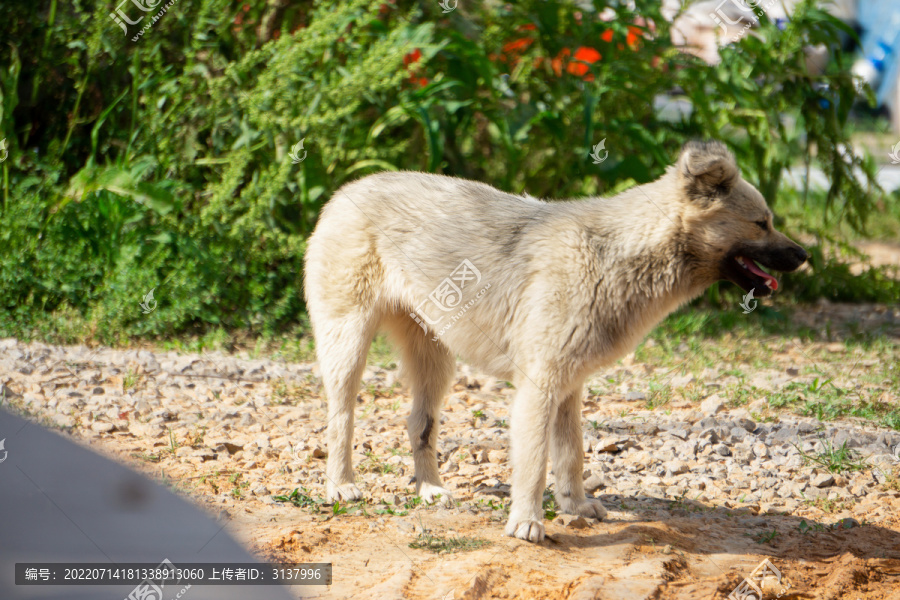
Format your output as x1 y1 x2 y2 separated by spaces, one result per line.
504 517 545 542
326 482 363 503
558 496 607 520
418 482 454 506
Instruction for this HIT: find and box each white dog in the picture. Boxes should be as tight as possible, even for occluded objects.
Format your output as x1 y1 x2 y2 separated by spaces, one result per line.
304 141 807 542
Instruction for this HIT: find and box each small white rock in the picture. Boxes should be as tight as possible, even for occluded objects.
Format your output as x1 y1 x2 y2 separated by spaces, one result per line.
701 395 725 416
91 421 115 433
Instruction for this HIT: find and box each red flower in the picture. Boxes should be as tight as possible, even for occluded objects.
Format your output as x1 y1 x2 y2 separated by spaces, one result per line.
502 38 533 54
568 46 601 80
242 3 249 12
518 23 537 31
573 46 600 63
403 48 422 66
627 26 641 47
402 48 427 86
551 48 570 77
601 26 643 50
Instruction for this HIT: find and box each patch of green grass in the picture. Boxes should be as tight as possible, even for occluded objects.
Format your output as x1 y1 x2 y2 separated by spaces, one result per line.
229 473 250 498
374 506 408 516
771 379 900 431
806 497 855 514
646 383 672 410
881 472 900 492
273 487 321 509
360 450 395 475
272 487 369 515
542 489 559 520
367 334 397 370
131 452 162 463
753 528 779 545
679 383 705 404
408 528 490 554
725 384 757 408
363 380 400 400
796 439 869 474
476 498 509 514
404 496 424 510
167 428 178 455
374 499 409 516
123 368 139 391
271 378 305 406
798 519 827 534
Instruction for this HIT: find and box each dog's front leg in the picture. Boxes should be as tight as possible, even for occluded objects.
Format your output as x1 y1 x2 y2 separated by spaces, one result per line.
505 380 555 542
551 386 607 520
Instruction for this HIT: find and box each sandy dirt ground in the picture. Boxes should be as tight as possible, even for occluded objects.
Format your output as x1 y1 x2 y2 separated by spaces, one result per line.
4 304 900 600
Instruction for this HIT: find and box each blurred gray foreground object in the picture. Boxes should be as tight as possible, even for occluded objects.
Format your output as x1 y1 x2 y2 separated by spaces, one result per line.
0 408 298 600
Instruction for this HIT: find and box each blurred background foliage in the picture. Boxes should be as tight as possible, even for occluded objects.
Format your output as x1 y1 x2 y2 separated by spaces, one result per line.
0 0 897 345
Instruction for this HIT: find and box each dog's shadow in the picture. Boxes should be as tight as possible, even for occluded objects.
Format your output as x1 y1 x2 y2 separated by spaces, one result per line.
543 491 900 563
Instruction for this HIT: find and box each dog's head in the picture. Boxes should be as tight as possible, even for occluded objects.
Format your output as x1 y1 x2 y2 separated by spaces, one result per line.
676 140 808 297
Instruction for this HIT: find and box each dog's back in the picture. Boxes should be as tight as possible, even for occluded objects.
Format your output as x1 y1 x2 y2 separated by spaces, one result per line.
306 172 546 302
305 172 552 376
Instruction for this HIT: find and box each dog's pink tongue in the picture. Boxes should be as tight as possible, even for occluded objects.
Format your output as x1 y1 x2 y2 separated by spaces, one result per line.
745 258 778 290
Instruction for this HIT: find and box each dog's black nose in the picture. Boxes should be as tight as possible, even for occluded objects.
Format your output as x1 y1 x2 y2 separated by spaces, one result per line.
792 246 809 265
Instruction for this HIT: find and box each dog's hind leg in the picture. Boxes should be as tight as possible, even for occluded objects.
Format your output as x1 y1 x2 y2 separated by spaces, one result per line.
316 311 377 503
386 313 456 505
551 384 607 520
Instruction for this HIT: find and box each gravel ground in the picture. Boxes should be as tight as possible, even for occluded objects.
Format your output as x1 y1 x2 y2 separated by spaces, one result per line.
2 307 900 599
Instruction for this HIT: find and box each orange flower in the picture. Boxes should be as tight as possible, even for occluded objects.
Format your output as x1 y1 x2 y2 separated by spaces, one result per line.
518 23 537 31
601 29 613 43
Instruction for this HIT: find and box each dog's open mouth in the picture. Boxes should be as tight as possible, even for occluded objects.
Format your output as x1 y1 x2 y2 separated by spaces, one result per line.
721 250 788 297
735 256 778 291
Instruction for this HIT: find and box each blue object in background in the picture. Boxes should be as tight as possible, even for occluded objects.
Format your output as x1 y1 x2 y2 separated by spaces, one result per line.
855 0 900 111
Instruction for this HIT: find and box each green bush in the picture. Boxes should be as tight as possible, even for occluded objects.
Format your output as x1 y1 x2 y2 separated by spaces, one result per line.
0 0 890 343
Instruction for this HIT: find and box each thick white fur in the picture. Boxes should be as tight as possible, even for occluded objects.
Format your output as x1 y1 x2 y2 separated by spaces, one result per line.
304 141 792 542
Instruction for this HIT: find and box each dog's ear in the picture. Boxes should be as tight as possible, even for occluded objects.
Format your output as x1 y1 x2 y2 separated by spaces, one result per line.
677 140 740 201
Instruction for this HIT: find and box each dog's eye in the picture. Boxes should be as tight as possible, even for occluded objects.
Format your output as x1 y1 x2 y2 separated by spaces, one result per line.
756 220 768 231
